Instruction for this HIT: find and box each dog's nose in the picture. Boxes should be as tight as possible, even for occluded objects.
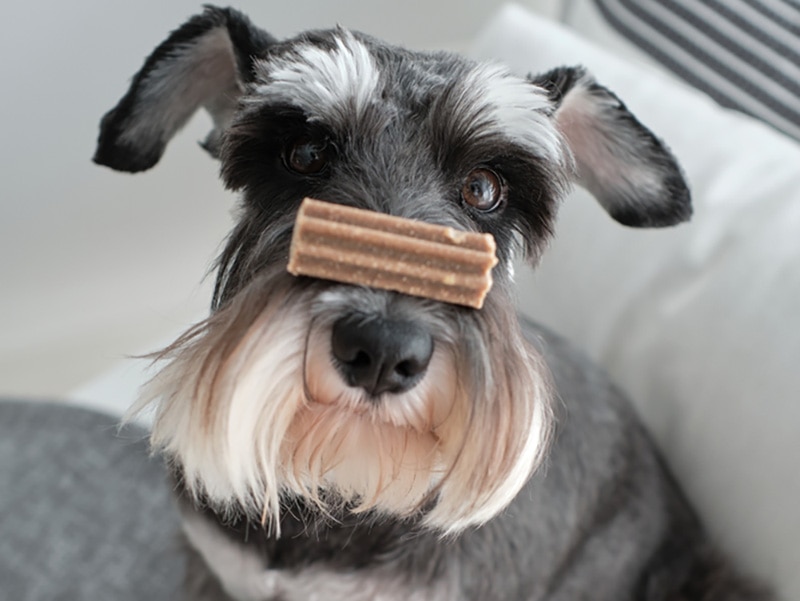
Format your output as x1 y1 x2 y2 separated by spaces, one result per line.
331 314 434 396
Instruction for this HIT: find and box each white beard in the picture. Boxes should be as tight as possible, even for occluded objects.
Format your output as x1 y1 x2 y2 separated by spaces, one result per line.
130 279 553 535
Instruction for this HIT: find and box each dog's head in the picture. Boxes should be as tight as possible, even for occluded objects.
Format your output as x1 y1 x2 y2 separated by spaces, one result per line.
95 7 690 535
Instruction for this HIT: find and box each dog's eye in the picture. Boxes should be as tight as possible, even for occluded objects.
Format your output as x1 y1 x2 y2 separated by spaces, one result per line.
285 136 330 175
461 168 504 212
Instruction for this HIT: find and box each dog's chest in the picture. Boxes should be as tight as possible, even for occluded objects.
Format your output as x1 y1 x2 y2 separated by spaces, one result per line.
182 509 453 601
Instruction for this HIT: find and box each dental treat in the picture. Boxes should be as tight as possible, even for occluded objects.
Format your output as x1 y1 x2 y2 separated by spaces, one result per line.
287 198 498 308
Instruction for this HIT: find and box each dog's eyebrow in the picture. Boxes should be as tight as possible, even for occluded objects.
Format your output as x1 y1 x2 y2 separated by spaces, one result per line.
251 31 380 123
433 63 567 166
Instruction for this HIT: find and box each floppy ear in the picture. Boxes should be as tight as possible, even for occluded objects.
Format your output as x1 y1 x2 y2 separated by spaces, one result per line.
94 6 276 173
531 66 692 227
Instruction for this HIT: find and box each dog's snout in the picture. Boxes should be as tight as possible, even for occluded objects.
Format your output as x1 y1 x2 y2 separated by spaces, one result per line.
331 314 434 396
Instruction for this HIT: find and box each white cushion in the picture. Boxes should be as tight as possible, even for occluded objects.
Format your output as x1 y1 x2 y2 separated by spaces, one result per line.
471 5 800 598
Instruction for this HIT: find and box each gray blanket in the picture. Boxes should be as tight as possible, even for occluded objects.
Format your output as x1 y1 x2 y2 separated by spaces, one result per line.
0 401 182 600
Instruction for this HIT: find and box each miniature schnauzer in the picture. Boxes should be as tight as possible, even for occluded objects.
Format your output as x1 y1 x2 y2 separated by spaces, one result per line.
94 7 771 601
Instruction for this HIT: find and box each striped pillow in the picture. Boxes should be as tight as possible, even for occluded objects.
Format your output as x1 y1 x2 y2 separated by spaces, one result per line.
593 0 800 140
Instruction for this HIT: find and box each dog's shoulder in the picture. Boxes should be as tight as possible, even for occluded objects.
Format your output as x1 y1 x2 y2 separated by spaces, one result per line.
517 313 665 501
519 314 634 422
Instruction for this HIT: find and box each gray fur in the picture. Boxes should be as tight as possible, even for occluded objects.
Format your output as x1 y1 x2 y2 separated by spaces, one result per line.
95 7 769 601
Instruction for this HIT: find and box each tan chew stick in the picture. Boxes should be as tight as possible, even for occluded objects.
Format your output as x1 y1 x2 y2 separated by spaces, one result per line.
287 198 498 309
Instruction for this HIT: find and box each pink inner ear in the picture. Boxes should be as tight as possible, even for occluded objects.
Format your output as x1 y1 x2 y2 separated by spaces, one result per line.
557 87 615 180
112 26 243 165
554 79 667 213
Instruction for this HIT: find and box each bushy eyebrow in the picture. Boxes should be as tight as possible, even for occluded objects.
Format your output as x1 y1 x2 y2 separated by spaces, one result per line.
251 31 382 127
428 63 566 168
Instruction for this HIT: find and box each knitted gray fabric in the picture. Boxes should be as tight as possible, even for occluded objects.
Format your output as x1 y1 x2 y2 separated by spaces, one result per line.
0 401 183 600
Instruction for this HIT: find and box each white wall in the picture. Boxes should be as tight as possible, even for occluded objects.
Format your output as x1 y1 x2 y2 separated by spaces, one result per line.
0 1 562 398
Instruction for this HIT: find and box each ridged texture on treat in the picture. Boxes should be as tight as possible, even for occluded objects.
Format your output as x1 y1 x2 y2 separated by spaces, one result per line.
288 198 498 308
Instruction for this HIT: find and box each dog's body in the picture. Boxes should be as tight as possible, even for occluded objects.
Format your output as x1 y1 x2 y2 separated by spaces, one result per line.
95 7 770 600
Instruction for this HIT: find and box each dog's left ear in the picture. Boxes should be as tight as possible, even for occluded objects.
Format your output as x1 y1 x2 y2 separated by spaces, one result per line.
531 66 692 227
94 6 276 173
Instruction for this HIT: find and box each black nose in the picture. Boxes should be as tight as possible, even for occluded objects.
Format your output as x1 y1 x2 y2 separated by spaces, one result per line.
330 314 434 396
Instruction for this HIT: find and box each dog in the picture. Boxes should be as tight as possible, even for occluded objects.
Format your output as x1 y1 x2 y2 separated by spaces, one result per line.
94 7 772 600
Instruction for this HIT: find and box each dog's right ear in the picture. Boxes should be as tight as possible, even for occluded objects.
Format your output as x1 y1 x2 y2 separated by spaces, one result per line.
93 6 276 173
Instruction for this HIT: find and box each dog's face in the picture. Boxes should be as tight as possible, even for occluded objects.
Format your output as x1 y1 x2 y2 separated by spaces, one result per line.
95 7 690 535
